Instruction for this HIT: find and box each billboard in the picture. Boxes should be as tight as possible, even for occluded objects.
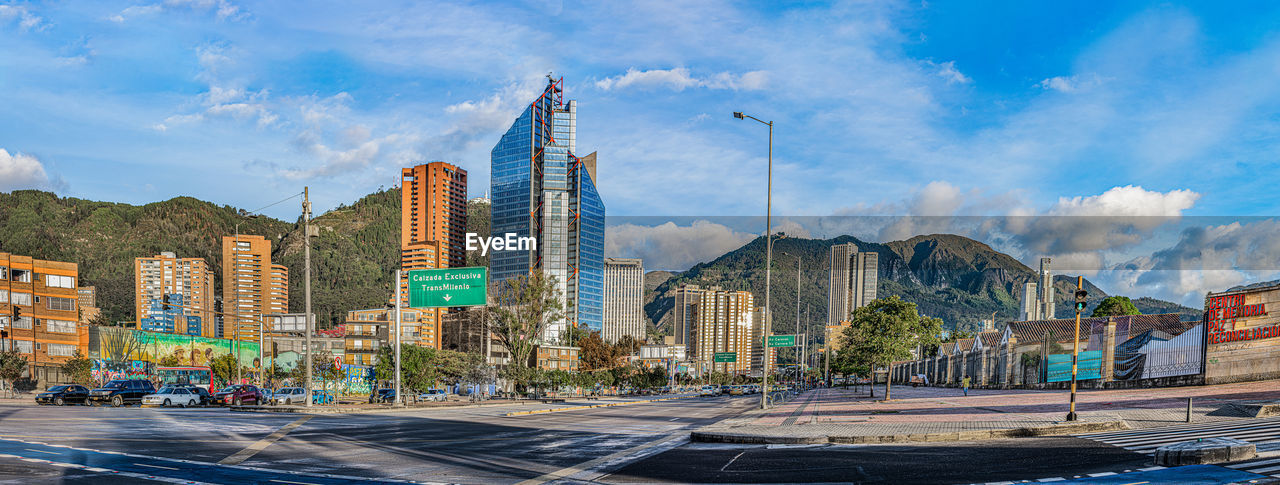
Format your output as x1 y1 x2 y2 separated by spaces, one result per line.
1047 351 1102 383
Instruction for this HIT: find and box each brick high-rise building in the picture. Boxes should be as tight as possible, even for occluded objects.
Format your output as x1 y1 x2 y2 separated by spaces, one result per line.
400 161 468 350
688 287 754 374
603 258 644 344
221 235 288 342
135 252 216 337
0 252 87 383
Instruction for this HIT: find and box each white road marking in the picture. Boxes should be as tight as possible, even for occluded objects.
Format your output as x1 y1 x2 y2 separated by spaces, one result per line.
135 463 180 470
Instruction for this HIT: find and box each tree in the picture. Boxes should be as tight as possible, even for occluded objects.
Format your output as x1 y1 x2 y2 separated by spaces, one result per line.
374 344 442 392
210 353 238 387
61 351 95 387
487 272 567 389
0 350 26 397
941 330 975 342
1092 296 1141 318
578 332 617 371
840 296 942 400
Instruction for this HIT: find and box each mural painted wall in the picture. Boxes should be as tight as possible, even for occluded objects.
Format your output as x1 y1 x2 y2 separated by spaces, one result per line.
89 327 260 370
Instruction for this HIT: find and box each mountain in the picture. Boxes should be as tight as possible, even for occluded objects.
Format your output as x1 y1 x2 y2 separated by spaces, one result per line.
0 188 488 329
645 233 1202 335
644 271 674 293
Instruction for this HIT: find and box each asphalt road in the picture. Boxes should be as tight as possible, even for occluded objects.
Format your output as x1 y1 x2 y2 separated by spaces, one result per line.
0 395 755 484
0 395 1271 484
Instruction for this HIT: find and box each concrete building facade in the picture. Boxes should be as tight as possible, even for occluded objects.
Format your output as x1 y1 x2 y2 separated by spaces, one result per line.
688 287 754 374
603 258 644 344
828 243 878 325
135 252 216 337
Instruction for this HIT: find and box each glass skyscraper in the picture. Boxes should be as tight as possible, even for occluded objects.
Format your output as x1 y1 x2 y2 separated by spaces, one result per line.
491 77 605 343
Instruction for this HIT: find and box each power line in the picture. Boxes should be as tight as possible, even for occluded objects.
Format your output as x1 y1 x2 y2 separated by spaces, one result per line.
246 191 304 216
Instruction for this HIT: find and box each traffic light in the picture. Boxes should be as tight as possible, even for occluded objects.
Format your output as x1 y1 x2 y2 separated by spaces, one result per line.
1074 289 1088 312
11 306 20 321
162 294 171 312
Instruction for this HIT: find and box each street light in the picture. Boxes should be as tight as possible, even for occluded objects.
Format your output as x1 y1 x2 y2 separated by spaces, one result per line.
733 111 773 409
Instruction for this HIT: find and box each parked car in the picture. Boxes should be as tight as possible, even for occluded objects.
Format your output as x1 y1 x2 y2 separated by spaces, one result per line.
142 387 200 407
729 386 745 396
369 388 396 403
418 389 447 402
215 384 263 406
699 385 719 397
311 390 335 405
36 385 90 406
184 386 213 405
270 387 307 405
89 379 157 407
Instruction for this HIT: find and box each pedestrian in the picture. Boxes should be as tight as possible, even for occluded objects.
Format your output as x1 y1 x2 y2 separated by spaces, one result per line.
961 375 971 397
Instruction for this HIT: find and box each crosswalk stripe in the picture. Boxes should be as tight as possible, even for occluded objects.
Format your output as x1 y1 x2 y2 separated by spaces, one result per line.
1080 417 1280 439
1247 464 1280 474
1227 457 1280 469
1077 419 1280 455
1085 420 1280 442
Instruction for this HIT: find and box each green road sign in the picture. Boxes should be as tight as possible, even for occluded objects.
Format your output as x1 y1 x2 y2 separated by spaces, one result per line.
407 267 488 308
713 352 737 363
767 334 797 347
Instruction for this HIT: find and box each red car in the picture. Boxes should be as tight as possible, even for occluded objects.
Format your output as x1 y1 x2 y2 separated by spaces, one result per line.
214 385 263 406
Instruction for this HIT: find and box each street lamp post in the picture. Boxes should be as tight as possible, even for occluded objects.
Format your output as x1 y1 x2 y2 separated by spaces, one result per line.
733 111 773 409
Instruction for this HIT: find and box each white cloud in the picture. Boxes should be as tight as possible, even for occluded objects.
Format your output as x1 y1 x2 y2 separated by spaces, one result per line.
0 149 61 191
0 4 47 31
931 61 972 84
594 67 768 91
111 0 245 23
1036 74 1106 93
606 221 756 271
1003 185 1199 255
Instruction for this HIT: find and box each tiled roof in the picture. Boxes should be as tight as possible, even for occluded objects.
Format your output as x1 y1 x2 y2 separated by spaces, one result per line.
938 342 957 354
954 338 975 352
1007 313 1192 344
978 331 1002 347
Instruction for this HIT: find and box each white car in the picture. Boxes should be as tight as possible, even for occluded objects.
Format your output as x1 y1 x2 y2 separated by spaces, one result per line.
699 385 719 397
142 387 200 407
418 389 447 402
270 387 307 405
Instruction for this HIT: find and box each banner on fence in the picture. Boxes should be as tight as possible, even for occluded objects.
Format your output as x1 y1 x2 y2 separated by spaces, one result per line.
1047 350 1102 383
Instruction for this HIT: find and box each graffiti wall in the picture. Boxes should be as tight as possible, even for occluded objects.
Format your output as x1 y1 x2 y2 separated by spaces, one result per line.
89 326 261 368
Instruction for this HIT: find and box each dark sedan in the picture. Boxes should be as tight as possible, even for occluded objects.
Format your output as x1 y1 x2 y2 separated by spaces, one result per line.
35 385 90 406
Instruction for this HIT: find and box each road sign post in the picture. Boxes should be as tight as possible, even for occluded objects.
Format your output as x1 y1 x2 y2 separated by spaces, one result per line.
407 267 488 308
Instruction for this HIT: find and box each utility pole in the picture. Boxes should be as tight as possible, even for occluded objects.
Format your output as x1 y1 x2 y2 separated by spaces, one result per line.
795 257 801 374
394 270 403 407
733 111 773 408
1067 276 1087 421
304 187 314 408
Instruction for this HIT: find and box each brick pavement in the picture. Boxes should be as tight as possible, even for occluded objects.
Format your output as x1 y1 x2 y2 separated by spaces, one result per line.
695 380 1280 442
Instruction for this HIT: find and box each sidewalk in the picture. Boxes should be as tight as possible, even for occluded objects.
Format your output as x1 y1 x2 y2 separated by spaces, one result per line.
694 381 1280 444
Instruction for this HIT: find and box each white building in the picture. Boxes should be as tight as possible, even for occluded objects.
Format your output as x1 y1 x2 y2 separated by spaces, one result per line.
603 258 645 343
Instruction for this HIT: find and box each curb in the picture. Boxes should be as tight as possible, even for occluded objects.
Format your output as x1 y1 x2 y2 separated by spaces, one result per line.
690 420 1129 444
228 400 516 415
504 394 698 416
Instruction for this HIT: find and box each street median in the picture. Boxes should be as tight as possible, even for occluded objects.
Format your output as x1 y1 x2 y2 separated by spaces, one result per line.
504 394 697 417
691 419 1128 445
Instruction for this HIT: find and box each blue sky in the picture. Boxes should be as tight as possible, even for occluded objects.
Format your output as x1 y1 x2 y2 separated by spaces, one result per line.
3 1 1280 306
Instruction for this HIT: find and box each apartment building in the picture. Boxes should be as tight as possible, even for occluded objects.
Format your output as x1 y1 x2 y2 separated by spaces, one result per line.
400 161 469 349
343 307 427 366
221 235 289 342
688 286 755 374
828 243 878 325
135 252 216 337
0 253 87 384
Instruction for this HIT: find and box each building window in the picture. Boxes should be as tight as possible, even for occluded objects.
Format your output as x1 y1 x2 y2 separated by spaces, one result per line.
11 269 31 283
0 267 6 280
12 316 32 329
0 290 6 303
47 343 76 357
46 297 76 312
45 320 76 334
13 340 32 354
45 274 75 289
11 292 32 306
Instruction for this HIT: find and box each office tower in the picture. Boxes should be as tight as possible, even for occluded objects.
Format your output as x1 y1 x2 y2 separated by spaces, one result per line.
1021 282 1039 321
491 76 606 343
689 287 754 374
672 285 705 347
603 258 645 343
221 235 288 342
753 307 777 373
135 252 216 337
0 252 83 372
1039 257 1055 319
827 243 878 325
400 161 468 349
